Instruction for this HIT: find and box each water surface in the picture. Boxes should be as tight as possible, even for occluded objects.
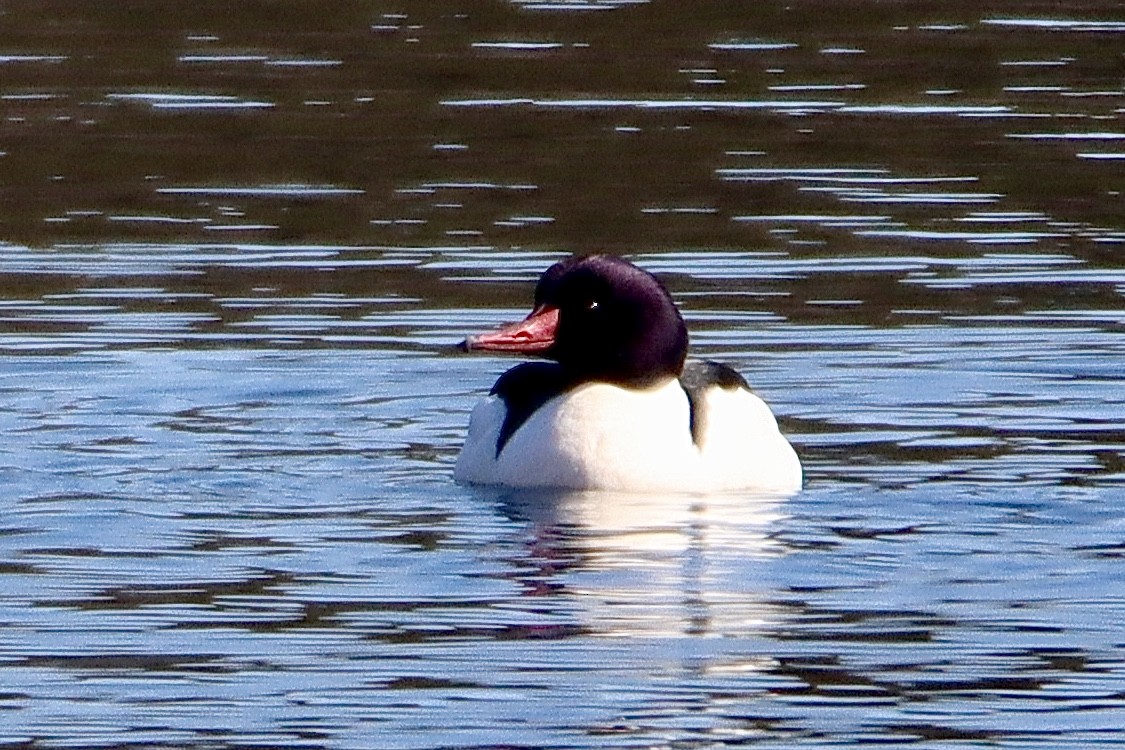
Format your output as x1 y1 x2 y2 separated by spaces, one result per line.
1 2 1123 747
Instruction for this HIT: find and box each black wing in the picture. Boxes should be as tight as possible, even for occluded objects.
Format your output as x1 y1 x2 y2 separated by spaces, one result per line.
678 360 751 446
490 362 572 458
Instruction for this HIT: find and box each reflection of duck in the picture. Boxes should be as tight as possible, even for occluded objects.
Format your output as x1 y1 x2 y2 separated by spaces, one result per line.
455 255 801 493
495 488 789 640
499 488 787 556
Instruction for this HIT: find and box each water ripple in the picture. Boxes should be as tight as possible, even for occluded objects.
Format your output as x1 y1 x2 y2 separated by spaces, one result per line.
2 2 1124 747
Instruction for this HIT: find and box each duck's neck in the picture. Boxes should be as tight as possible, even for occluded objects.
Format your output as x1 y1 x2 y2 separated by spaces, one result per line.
554 333 687 388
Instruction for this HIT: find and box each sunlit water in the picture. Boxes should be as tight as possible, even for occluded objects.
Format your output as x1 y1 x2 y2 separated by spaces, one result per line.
1 2 1124 748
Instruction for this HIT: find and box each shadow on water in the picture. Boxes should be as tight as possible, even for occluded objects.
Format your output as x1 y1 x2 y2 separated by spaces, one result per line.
0 0 1123 748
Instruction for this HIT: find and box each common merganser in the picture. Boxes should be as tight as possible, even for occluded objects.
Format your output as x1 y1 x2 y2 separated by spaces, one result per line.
454 255 802 493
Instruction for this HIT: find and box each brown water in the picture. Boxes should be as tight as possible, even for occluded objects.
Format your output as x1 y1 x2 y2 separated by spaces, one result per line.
1 2 1124 748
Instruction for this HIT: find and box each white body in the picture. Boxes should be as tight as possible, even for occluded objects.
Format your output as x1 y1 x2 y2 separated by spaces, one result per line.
454 378 802 494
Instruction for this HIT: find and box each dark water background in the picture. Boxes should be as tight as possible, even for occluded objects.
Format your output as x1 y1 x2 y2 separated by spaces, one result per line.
1 1 1123 747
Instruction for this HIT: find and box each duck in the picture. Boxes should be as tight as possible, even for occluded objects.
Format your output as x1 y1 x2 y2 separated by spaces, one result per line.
453 254 802 493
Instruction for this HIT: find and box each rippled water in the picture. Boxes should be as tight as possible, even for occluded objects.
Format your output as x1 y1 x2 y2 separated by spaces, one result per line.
1 2 1124 748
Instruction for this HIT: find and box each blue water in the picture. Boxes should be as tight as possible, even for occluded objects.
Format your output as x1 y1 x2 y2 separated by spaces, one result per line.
1 294 1121 747
2 0 1125 746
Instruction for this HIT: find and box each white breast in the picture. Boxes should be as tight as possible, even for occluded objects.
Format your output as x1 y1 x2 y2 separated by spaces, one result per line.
454 378 801 494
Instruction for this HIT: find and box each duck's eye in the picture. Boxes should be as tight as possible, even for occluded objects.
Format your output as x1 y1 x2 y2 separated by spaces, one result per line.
586 299 600 312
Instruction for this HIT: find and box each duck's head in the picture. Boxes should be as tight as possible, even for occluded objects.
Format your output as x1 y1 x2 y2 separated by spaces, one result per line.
463 255 688 387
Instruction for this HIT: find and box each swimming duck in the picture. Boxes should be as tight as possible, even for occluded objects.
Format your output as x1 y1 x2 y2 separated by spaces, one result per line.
454 255 802 493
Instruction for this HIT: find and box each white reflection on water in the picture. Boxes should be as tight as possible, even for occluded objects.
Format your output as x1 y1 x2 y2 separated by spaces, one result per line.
106 93 276 110
442 97 847 112
156 185 365 197
495 489 790 639
982 18 1125 32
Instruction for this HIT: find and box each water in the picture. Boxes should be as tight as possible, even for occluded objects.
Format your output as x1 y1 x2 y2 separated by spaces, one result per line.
1 2 1124 747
